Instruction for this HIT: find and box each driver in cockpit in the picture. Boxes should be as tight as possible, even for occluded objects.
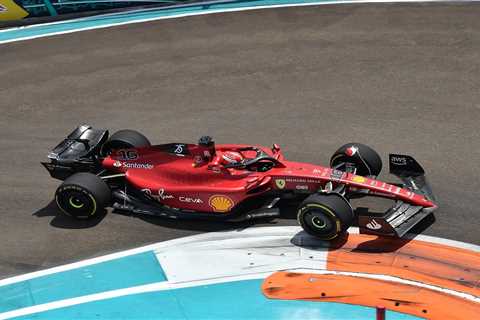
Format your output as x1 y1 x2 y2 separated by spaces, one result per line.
197 136 277 172
197 136 245 170
219 150 244 167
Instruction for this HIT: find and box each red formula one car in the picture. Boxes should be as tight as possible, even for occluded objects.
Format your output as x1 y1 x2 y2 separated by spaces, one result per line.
42 125 437 240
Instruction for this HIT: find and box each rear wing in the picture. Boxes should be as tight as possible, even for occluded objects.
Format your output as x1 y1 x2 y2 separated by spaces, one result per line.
41 125 108 180
358 154 436 238
47 125 108 161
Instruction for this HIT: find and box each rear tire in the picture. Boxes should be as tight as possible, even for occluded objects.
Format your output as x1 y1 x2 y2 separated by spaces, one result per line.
102 129 150 155
330 143 382 177
297 193 354 240
55 173 111 219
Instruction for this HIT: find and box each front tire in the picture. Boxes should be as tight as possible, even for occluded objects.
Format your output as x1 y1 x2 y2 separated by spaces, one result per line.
297 193 354 240
55 173 111 219
330 143 382 177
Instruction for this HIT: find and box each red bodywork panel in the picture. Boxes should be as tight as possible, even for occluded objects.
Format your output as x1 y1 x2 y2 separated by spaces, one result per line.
102 143 435 214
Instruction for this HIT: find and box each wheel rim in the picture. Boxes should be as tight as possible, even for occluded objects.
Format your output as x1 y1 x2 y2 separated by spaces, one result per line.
57 189 97 218
69 196 85 209
304 209 335 234
311 215 327 229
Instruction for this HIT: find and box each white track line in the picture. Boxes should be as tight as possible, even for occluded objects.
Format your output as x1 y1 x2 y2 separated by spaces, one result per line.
1 266 478 320
0 231 220 286
0 274 269 320
2 0 480 44
0 227 299 285
0 0 238 32
289 268 480 303
0 226 478 318
0 226 478 286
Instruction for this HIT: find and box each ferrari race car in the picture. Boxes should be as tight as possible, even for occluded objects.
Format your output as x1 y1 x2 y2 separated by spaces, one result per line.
42 125 437 240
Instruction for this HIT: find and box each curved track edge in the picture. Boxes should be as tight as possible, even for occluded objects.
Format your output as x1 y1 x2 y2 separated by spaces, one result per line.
0 226 478 319
1 0 480 44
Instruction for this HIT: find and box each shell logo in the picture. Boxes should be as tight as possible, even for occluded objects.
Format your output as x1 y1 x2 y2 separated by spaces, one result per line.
352 176 366 183
209 195 234 213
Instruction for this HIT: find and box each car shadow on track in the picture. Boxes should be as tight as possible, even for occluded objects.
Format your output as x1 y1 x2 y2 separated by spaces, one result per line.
31 200 282 231
342 213 436 253
31 200 435 239
32 200 107 229
133 211 434 237
134 215 254 233
289 209 435 253
124 202 301 232
290 217 436 254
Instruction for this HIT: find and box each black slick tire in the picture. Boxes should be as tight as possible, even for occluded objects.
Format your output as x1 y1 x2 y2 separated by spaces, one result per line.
330 143 382 177
297 193 354 240
55 173 111 219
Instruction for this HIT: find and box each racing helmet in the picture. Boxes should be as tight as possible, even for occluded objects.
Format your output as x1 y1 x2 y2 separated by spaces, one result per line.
220 151 244 166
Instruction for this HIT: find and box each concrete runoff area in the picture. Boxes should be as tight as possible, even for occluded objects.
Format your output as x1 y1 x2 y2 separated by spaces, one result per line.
0 3 479 278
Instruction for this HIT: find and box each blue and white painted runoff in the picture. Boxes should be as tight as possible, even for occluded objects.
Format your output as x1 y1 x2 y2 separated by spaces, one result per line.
0 0 477 45
1 226 479 320
0 251 166 314
0 227 432 320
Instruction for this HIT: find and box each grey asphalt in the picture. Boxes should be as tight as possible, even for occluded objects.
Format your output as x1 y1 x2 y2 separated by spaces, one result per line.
1 3 479 278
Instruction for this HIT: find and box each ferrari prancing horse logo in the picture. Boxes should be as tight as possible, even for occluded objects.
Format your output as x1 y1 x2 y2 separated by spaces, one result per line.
275 179 286 189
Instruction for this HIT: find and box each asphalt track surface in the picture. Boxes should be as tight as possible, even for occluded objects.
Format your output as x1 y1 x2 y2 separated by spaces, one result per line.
1 3 480 278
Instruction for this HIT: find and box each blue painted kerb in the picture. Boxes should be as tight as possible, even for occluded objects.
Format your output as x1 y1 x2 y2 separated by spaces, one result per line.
0 251 166 313
0 0 334 43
